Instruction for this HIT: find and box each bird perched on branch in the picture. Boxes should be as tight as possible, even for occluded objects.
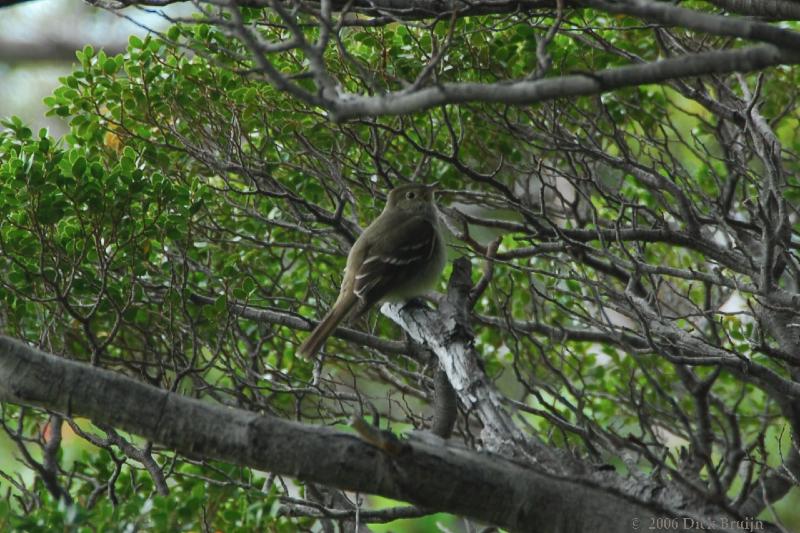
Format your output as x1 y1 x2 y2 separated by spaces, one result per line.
298 183 446 359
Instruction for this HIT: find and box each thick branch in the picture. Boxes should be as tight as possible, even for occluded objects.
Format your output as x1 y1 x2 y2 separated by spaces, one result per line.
581 0 800 50
0 334 707 533
431 368 457 438
382 259 554 461
331 45 800 120
707 0 800 20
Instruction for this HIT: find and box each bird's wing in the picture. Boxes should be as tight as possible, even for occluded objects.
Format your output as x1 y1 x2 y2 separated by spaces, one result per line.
353 216 438 308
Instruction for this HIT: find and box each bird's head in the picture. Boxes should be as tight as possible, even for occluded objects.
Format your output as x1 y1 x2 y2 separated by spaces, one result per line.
386 183 438 212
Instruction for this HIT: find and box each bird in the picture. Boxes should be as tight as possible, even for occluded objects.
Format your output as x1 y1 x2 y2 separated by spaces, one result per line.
298 183 446 359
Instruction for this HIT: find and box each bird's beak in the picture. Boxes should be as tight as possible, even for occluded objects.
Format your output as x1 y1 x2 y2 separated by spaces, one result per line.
426 182 440 192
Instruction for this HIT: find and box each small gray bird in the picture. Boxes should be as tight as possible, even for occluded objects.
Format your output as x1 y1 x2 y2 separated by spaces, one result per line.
298 184 446 359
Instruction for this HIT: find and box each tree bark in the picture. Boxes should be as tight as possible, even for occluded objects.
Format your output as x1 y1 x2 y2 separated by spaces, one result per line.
0 335 763 532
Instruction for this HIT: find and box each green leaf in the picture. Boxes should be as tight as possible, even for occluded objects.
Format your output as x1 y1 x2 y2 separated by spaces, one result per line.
71 156 87 177
103 57 117 75
167 25 181 41
37 199 68 225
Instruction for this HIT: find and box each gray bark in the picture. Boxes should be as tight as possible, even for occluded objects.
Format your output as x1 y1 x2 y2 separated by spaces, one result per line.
0 335 764 533
330 46 800 120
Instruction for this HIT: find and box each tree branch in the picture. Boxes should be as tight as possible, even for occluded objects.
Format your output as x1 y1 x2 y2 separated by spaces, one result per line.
382 258 556 461
705 0 800 21
581 0 800 50
189 293 407 355
0 334 745 533
330 45 800 120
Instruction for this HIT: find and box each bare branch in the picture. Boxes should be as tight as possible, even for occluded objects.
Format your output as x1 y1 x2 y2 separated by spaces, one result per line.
330 45 800 120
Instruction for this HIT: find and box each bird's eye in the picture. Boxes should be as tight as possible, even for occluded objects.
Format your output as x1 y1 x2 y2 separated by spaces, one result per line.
405 191 416 200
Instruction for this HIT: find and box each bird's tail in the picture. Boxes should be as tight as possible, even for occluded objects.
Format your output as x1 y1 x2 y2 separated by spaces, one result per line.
298 294 357 359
